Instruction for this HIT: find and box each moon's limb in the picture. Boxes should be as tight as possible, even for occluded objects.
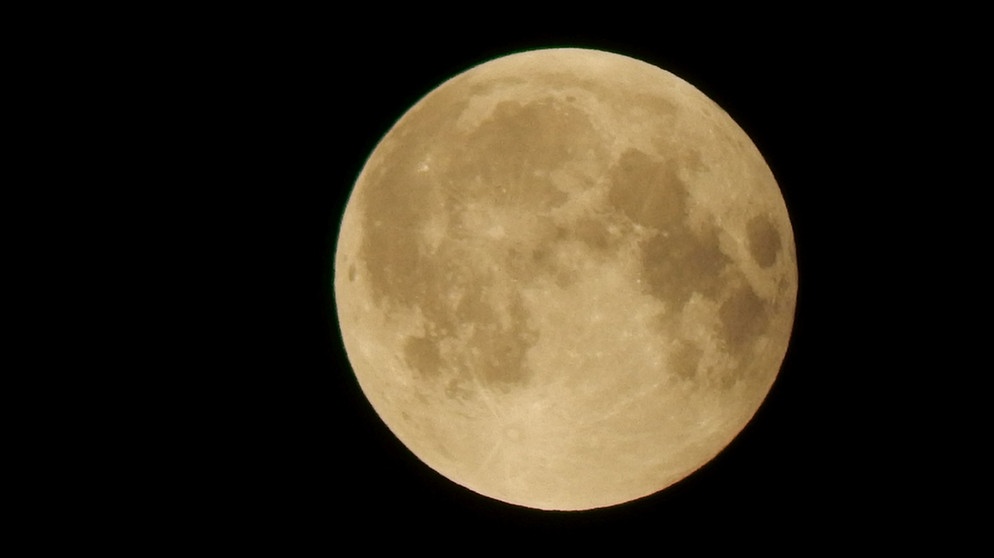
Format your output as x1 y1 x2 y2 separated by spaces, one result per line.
334 48 796 510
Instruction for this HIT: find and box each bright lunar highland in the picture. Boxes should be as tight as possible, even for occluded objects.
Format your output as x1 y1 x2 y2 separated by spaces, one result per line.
335 48 797 510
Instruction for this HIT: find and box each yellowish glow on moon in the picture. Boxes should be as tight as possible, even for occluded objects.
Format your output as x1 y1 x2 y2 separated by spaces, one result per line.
334 48 797 511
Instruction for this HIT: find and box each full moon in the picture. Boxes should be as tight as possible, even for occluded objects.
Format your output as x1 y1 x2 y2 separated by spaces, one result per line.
334 48 797 511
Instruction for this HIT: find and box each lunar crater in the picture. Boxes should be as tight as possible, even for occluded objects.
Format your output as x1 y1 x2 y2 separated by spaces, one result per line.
746 214 783 268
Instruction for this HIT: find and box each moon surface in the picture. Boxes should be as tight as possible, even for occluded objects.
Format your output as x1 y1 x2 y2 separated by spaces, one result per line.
334 48 797 511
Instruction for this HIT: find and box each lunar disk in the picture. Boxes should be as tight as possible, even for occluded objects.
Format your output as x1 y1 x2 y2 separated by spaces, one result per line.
335 48 797 511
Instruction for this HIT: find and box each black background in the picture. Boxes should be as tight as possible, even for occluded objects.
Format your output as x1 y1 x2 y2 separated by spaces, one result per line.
91 11 978 550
